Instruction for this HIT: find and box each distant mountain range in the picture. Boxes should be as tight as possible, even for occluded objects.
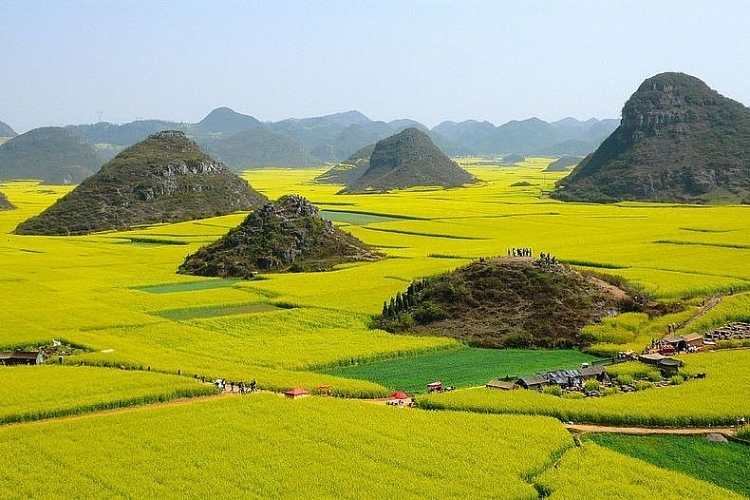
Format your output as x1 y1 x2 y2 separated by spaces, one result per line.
59 109 616 171
0 110 617 177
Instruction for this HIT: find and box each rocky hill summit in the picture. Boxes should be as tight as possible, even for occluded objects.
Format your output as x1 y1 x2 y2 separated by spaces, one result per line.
339 128 477 194
0 191 14 210
15 131 267 235
552 72 750 203
178 195 383 277
374 256 635 348
0 127 103 181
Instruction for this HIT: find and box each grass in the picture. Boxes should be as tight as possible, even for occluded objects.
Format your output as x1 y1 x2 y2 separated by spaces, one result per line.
323 346 604 394
585 433 750 498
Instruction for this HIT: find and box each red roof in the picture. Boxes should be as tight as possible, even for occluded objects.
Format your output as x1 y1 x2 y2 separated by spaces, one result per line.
391 391 409 399
285 388 310 397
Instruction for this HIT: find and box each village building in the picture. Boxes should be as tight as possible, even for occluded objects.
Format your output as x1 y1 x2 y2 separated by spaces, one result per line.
0 350 44 366
580 365 610 384
516 375 546 391
485 380 517 390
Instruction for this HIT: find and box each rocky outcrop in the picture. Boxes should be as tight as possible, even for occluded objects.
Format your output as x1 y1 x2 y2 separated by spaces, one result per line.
178 195 382 276
15 131 267 235
552 72 750 203
340 128 477 194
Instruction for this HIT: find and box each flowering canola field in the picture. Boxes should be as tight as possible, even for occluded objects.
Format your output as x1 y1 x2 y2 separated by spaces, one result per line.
2 161 750 498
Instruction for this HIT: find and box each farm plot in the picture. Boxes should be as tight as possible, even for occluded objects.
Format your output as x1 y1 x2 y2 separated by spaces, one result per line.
322 347 603 394
418 349 750 427
0 365 213 424
534 442 744 500
0 394 574 500
585 433 750 498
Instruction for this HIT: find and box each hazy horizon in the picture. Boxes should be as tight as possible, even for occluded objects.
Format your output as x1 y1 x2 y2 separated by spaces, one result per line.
3 1 749 134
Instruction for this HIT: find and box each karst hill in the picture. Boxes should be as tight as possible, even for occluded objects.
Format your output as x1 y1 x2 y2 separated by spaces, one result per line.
552 72 750 203
0 127 103 181
0 191 14 210
314 144 374 185
178 194 383 277
374 256 634 348
339 128 478 194
0 120 16 138
15 131 267 235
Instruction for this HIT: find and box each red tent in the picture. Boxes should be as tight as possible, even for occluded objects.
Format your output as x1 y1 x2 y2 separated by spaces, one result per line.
391 391 409 399
284 388 310 399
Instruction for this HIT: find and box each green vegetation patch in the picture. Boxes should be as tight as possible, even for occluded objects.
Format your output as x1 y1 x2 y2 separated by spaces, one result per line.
585 433 750 498
323 347 603 394
152 302 287 320
134 279 241 294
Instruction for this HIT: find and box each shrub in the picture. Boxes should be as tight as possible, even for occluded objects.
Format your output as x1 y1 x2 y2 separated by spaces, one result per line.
583 379 601 393
601 387 619 397
736 425 750 441
617 374 635 386
543 385 563 397
670 375 684 386
563 391 585 399
635 380 655 391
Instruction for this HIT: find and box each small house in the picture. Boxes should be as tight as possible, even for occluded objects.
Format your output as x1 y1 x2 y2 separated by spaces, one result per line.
427 381 443 393
486 380 517 390
0 351 44 366
544 369 583 389
517 375 546 391
284 388 310 399
580 365 610 384
638 353 667 366
682 333 704 349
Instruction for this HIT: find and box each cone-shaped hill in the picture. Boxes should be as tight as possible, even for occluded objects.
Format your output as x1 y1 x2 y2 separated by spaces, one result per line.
339 128 477 194
552 72 750 203
0 191 14 210
15 131 267 235
314 144 374 185
374 256 636 348
178 195 383 277
0 127 103 181
0 120 16 138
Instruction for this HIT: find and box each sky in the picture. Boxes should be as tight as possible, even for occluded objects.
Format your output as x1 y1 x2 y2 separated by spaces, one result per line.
3 1 750 133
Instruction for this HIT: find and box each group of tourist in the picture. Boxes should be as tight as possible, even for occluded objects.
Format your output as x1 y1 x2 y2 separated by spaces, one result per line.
213 378 257 394
508 247 533 257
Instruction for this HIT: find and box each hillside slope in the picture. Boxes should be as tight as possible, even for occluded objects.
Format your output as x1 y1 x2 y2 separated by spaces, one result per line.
0 127 103 180
553 72 750 203
374 257 633 348
15 131 266 235
178 195 382 276
340 128 477 194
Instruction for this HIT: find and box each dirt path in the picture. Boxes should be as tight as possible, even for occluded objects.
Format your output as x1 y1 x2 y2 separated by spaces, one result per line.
565 423 736 436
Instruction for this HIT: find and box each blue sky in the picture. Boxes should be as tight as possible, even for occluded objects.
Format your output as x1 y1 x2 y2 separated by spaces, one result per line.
3 1 749 133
